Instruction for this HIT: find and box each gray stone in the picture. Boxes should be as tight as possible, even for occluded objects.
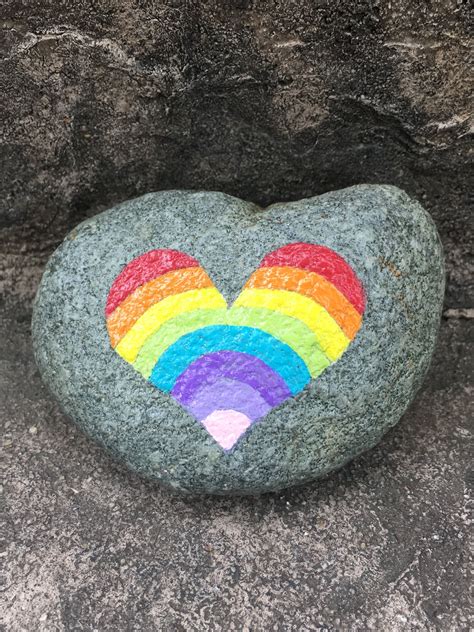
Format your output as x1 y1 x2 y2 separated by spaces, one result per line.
32 184 445 494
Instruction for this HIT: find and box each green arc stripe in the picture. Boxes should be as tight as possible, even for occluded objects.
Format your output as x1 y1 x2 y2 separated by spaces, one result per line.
228 307 330 375
133 306 330 379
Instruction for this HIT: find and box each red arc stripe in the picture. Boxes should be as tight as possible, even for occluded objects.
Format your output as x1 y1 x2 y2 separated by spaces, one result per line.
260 242 365 313
105 249 199 316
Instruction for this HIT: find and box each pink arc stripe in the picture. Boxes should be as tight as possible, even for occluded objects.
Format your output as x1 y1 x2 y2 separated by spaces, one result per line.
202 410 252 451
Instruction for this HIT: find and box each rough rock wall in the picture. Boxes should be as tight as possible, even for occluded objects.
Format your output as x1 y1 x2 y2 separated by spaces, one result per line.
1 0 472 307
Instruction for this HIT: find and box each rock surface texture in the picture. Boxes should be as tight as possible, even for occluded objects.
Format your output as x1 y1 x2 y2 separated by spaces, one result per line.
32 185 444 494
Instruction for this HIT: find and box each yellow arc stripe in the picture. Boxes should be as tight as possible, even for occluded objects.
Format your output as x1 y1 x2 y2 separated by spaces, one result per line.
234 288 350 361
115 287 227 363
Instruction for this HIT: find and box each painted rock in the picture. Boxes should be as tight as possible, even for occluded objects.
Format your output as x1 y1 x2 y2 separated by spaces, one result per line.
32 185 444 495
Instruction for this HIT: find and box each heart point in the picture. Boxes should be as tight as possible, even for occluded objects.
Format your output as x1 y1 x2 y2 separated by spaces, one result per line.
201 410 252 451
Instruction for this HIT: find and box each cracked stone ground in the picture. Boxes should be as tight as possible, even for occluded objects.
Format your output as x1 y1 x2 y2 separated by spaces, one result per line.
2 287 472 629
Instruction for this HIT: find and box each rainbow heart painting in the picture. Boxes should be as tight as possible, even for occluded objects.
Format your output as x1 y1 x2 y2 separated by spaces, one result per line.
105 243 366 451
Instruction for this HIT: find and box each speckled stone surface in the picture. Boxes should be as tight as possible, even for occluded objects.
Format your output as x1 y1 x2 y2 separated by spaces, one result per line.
32 185 444 495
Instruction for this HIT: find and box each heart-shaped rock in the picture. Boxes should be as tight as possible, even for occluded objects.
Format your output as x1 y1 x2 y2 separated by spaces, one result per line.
32 185 444 494
105 243 365 450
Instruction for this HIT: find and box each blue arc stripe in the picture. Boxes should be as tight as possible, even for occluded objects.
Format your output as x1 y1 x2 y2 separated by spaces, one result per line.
149 325 310 395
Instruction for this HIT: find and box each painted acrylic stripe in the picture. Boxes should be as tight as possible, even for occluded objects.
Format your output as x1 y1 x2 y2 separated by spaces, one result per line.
260 243 365 314
115 288 226 363
171 350 292 408
106 267 212 347
183 378 273 422
134 308 227 377
227 307 330 374
245 266 362 339
106 249 199 316
149 325 311 395
202 410 251 452
234 288 350 361
133 307 330 379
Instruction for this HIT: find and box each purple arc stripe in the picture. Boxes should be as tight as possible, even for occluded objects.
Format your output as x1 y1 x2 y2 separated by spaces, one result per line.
170 350 292 408
181 377 273 422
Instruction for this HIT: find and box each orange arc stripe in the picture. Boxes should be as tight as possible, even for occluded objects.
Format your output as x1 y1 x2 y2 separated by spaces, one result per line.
245 266 362 339
107 267 214 347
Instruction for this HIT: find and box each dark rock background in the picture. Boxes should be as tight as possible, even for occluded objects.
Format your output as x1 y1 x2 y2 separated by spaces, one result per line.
1 0 472 307
2 1 472 629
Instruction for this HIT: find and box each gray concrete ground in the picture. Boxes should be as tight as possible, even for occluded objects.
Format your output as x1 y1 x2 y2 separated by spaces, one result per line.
2 288 472 629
